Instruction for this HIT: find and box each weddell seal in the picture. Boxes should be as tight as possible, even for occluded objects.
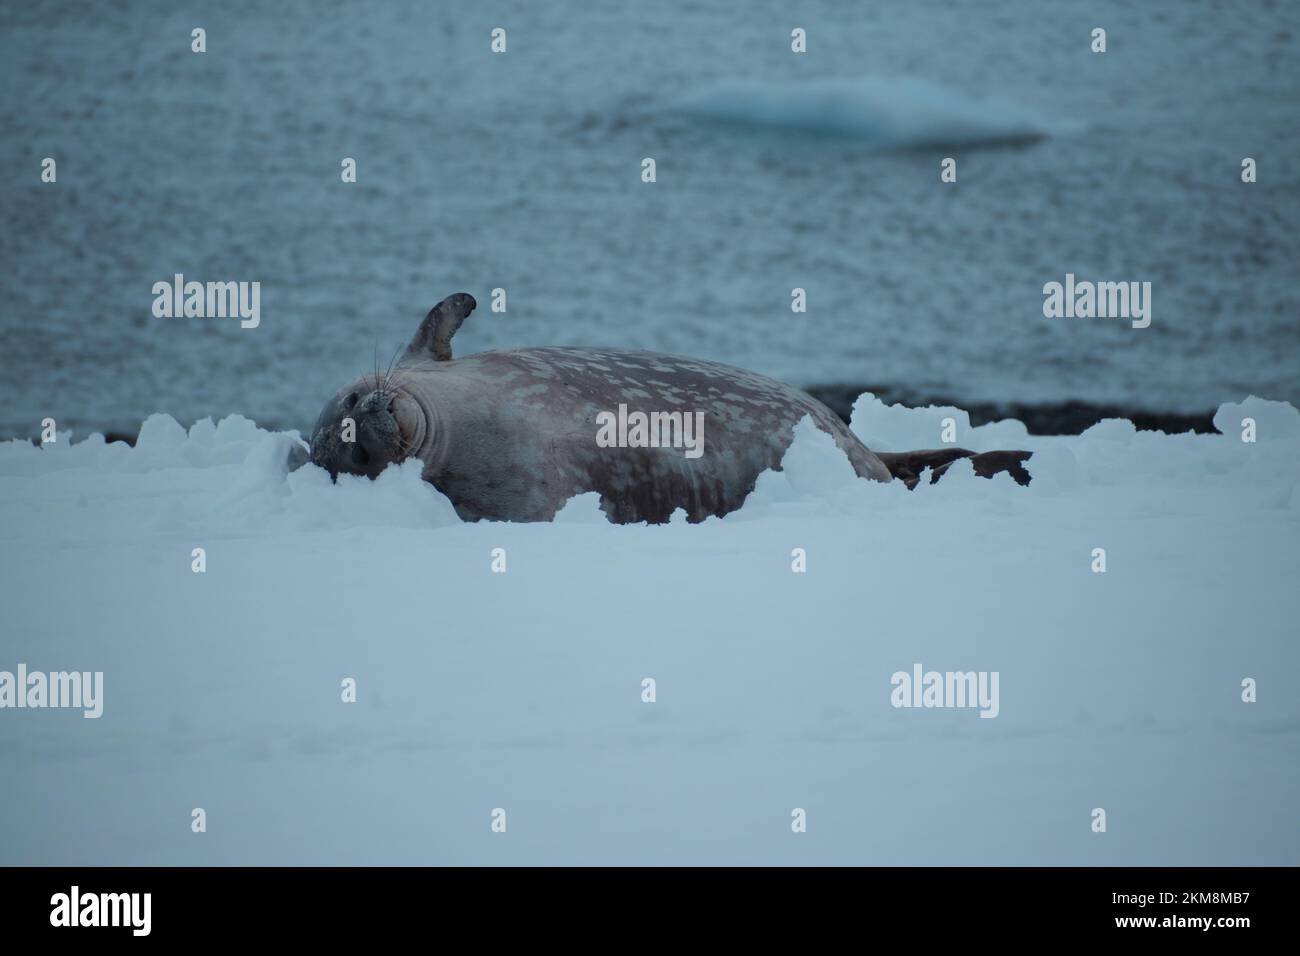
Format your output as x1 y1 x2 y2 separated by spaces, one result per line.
308 293 1031 523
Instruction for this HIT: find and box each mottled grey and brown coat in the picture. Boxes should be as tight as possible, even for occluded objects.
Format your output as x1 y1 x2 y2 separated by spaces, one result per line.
309 293 1029 522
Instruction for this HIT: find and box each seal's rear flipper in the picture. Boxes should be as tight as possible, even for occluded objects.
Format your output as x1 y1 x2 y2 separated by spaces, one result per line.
876 448 1032 489
404 292 477 362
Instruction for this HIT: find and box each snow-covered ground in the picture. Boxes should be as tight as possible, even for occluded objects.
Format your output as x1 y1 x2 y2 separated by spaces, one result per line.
1 396 1297 865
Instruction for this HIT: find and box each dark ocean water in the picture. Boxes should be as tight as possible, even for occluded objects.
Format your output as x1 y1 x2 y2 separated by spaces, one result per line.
2 0 1298 439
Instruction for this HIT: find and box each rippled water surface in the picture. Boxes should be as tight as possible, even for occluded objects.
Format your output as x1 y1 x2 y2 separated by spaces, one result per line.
2 0 1297 437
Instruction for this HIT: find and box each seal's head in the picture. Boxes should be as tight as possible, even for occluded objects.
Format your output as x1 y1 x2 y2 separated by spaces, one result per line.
309 292 476 480
309 374 426 479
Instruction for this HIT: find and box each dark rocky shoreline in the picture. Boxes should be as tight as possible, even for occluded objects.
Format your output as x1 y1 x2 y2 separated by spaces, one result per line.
13 387 1218 447
803 385 1216 436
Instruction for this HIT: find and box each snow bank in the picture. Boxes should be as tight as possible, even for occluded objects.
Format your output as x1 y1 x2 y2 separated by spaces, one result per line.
1 397 1296 865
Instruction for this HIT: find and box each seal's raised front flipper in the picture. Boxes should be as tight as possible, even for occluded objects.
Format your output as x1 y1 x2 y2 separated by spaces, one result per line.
404 292 477 362
876 448 1033 489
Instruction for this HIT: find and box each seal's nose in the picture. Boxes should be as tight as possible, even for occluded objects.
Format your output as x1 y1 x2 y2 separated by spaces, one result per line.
359 391 393 414
353 394 400 461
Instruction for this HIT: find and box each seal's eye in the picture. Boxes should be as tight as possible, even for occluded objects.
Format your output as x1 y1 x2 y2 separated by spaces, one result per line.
345 392 359 410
